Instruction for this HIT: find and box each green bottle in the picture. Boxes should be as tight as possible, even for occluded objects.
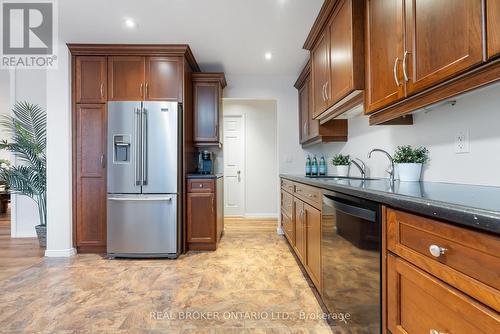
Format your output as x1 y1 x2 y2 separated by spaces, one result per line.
311 155 319 176
319 155 326 176
305 155 311 176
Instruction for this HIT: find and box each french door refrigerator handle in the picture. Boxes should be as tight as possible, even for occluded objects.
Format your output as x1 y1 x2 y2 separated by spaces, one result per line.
135 108 142 186
142 108 148 186
108 196 173 202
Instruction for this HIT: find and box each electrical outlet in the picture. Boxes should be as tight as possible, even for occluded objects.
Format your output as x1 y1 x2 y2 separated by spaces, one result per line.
455 130 470 154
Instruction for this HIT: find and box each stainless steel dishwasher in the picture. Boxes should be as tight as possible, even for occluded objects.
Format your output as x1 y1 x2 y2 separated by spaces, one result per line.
321 189 381 333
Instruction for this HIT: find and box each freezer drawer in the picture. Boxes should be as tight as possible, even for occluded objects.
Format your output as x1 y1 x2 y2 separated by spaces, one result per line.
107 194 178 257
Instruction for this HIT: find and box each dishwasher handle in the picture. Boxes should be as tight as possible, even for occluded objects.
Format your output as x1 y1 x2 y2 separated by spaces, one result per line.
325 196 377 222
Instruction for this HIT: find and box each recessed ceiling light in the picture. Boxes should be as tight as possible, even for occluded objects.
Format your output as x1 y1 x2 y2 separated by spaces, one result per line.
265 52 273 60
124 19 136 29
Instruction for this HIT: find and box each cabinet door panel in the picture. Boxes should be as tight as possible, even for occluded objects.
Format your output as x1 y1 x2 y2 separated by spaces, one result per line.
365 0 405 113
305 203 321 289
487 0 500 59
329 0 364 104
298 77 310 143
145 57 181 101
405 0 484 95
76 56 107 103
187 193 216 243
294 198 306 263
108 56 145 101
311 31 331 118
76 104 107 247
194 82 219 142
387 255 499 334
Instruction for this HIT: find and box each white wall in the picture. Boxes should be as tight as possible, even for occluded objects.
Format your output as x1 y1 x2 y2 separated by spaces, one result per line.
223 100 278 217
295 84 500 187
9 70 46 237
0 70 11 161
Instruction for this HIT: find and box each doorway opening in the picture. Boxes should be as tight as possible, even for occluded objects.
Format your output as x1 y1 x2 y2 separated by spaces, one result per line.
222 99 278 223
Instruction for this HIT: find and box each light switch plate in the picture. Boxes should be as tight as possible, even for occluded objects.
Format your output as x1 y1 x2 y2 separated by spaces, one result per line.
455 130 470 154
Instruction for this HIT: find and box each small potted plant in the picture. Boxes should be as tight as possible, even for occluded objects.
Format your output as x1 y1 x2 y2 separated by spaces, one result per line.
331 154 350 177
393 145 429 182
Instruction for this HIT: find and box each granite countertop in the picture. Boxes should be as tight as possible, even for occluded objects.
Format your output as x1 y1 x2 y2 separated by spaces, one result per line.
281 174 500 235
187 173 223 179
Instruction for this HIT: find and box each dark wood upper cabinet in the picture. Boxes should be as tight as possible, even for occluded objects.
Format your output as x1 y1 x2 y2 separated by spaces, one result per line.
145 56 182 101
193 73 226 145
76 56 107 104
328 0 364 104
295 60 348 147
487 0 500 59
404 0 484 96
311 31 331 118
108 56 145 101
365 0 406 114
75 104 107 251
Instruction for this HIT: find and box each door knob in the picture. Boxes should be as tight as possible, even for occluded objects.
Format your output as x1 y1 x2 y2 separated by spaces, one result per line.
429 244 447 258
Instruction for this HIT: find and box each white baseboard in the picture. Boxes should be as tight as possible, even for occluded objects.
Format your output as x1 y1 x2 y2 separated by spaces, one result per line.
45 248 77 258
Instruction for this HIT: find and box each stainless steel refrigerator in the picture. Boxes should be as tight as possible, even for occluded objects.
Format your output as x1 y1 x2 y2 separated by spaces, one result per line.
107 101 180 258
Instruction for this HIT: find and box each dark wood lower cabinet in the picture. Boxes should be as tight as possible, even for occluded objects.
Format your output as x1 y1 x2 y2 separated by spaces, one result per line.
187 177 224 250
387 254 499 334
304 203 321 289
75 104 107 252
282 179 322 291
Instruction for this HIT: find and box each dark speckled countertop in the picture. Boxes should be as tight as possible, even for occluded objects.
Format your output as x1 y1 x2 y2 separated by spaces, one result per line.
187 174 223 179
281 174 500 235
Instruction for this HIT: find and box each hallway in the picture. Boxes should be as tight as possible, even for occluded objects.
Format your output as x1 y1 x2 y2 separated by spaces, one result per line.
0 219 332 333
0 208 44 281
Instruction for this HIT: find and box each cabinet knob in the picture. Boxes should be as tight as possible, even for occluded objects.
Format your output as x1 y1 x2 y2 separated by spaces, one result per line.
430 330 448 334
199 184 203 188
429 244 447 258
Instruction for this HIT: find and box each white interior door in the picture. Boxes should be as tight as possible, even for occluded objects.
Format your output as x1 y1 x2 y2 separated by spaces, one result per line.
223 115 244 216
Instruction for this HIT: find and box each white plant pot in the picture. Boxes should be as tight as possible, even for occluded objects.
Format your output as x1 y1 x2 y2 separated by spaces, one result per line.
335 165 350 177
397 163 423 182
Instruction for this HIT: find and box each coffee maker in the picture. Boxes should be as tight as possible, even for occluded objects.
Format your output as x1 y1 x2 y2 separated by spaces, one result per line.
197 150 214 174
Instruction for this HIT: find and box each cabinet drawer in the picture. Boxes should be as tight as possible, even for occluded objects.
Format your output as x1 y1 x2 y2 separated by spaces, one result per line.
388 254 500 334
387 208 500 311
281 178 295 194
188 179 215 193
281 190 293 217
294 182 322 209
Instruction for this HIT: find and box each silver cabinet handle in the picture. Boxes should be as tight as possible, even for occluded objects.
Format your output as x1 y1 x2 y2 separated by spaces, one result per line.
100 83 104 98
237 170 241 182
325 81 329 100
145 82 149 98
100 154 105 168
140 83 143 97
134 108 141 186
429 244 447 258
393 57 401 86
403 50 409 82
141 108 148 186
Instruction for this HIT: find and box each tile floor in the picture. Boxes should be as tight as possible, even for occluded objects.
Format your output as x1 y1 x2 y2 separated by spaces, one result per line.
0 219 335 333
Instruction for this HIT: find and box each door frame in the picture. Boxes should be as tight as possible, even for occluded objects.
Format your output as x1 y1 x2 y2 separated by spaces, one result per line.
223 113 245 217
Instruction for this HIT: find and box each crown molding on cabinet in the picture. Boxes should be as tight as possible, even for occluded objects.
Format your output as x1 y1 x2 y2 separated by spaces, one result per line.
67 44 200 72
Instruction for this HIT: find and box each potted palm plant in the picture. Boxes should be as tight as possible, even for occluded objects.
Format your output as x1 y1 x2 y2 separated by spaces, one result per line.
393 145 429 182
0 102 46 247
331 154 350 177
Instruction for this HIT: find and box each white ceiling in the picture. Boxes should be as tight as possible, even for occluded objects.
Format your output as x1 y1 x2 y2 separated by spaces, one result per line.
59 0 324 76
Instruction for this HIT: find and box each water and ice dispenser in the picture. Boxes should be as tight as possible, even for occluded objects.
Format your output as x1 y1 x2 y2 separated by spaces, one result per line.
113 135 131 163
